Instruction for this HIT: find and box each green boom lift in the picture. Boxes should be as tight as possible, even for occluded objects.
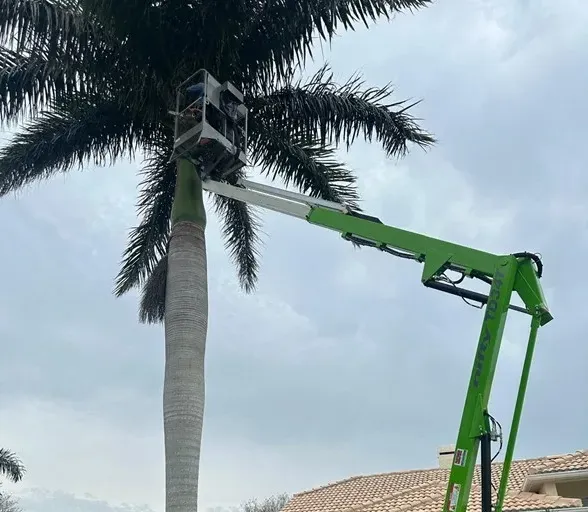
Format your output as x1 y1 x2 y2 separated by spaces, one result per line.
172 70 552 512
202 177 551 512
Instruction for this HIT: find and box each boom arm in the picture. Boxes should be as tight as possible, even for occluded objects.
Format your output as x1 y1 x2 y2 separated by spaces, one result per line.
202 176 552 512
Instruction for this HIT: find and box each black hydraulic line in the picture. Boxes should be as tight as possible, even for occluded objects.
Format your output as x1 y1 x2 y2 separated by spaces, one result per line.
343 234 418 260
480 431 493 512
424 280 529 315
512 251 543 278
349 211 384 224
343 234 536 315
381 245 420 260
472 272 493 285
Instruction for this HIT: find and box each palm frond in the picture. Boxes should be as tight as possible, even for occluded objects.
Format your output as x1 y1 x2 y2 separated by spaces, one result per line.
212 168 262 293
0 45 81 124
238 0 432 86
0 1 172 125
136 167 263 324
0 97 155 197
139 252 167 324
251 65 435 159
250 124 361 210
114 144 175 297
0 449 24 483
78 0 176 79
0 0 98 55
77 0 153 32
0 1 117 123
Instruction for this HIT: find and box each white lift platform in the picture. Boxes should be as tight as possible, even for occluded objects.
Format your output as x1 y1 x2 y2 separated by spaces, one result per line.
170 69 248 179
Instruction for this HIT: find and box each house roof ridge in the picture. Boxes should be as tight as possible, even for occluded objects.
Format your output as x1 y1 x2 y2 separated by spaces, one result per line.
293 476 364 497
532 450 581 461
487 451 583 475
498 451 576 465
292 467 448 497
362 466 448 478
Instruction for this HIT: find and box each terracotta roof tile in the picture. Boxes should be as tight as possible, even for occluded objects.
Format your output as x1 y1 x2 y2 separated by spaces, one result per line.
284 450 588 512
537 450 588 474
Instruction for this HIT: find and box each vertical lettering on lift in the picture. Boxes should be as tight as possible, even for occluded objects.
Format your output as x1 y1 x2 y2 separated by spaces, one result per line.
472 268 505 388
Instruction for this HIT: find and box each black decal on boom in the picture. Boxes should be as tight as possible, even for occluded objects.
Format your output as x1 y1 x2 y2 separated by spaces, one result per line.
473 268 505 388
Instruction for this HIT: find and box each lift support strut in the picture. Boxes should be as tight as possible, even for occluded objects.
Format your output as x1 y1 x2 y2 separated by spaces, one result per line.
201 176 552 512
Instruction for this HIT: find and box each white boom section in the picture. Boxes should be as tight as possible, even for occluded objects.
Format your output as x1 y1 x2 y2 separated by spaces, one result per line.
202 178 349 219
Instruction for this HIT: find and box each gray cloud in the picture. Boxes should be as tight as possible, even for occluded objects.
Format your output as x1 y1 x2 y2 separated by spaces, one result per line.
1 1 588 512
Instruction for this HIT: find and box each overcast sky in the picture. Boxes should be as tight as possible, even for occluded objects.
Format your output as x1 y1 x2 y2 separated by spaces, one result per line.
1 1 587 512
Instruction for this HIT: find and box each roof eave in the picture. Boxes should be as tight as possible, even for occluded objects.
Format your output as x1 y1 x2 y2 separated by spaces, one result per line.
522 469 588 492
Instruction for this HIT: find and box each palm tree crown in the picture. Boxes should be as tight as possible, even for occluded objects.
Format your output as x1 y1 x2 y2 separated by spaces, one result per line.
0 0 434 320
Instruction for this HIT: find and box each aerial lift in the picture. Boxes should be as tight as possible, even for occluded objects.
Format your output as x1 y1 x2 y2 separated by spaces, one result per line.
171 70 552 512
169 69 248 179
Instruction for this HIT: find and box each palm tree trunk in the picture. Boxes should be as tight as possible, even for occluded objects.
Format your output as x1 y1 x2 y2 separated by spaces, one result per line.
164 158 208 512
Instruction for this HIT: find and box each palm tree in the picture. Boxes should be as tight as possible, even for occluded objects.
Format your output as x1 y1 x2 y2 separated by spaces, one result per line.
0 1 434 512
0 449 24 484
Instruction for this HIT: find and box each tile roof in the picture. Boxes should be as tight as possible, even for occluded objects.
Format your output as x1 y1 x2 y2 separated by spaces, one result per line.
283 450 588 512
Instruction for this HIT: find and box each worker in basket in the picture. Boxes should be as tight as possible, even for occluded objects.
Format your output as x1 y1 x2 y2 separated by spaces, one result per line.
185 82 211 146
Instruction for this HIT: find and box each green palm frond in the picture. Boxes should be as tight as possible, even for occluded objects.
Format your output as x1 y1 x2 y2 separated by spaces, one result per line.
0 1 172 124
238 0 432 85
0 1 115 122
75 0 152 33
251 65 435 158
0 46 81 123
0 97 156 196
0 449 24 483
139 252 168 324
77 0 182 81
0 0 97 54
115 145 175 297
250 126 360 210
212 169 262 293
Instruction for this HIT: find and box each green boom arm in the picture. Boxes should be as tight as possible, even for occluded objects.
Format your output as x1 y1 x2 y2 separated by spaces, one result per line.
307 207 551 512
201 176 552 512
